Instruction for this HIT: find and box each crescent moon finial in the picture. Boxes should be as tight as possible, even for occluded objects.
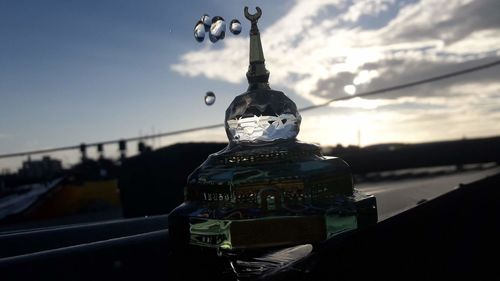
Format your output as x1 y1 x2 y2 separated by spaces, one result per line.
244 6 262 23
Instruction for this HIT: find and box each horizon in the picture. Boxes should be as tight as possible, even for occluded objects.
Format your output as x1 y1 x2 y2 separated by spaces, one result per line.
3 133 500 174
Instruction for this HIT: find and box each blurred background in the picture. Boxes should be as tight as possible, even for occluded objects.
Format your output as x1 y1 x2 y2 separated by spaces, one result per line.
1 0 499 230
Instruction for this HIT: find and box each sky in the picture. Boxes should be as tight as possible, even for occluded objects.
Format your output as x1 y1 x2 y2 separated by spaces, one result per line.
1 0 500 169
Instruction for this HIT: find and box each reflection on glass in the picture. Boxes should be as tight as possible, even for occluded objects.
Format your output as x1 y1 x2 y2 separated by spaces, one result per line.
225 95 301 142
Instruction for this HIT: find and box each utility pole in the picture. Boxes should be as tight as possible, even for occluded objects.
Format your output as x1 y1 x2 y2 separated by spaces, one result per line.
97 143 104 160
118 140 127 163
80 143 87 162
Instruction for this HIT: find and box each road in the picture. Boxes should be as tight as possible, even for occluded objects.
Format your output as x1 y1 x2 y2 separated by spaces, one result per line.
357 167 500 221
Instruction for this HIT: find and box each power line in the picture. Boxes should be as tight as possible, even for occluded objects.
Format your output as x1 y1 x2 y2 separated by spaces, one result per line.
1 58 500 159
0 123 224 159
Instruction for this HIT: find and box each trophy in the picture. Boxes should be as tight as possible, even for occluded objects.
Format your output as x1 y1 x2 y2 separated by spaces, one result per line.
169 6 377 254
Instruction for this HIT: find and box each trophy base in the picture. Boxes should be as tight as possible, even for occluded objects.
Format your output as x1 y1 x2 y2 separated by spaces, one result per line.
169 192 377 252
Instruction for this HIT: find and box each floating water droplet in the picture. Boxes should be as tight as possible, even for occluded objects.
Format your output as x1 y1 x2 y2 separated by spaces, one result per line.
201 14 211 27
230 19 242 35
209 16 226 43
204 91 216 105
194 20 205 42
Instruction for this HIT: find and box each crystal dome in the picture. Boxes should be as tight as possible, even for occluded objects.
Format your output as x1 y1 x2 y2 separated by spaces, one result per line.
225 90 301 143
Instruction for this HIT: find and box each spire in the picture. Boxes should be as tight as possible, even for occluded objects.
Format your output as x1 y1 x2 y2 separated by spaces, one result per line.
244 6 270 90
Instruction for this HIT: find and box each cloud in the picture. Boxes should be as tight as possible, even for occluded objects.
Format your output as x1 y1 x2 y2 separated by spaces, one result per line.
298 83 500 146
171 0 500 144
383 0 500 44
316 56 500 102
172 0 499 100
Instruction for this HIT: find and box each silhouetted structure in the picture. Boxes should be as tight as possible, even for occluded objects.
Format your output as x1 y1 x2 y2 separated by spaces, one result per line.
18 156 62 180
71 158 119 182
97 143 104 160
119 143 226 217
137 141 151 154
118 140 127 162
79 143 87 162
326 136 500 174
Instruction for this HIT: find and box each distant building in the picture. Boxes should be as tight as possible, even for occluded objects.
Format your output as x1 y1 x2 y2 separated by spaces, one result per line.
18 156 63 179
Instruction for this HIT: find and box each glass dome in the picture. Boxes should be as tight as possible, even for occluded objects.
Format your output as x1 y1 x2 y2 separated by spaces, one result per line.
225 90 301 143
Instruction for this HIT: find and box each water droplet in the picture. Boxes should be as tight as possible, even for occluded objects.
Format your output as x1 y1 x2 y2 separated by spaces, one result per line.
201 14 211 27
205 91 216 105
209 16 226 43
230 19 242 35
194 20 205 42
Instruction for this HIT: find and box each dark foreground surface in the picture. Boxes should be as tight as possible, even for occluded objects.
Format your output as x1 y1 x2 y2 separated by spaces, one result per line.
1 172 499 280
358 167 500 220
269 172 500 281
